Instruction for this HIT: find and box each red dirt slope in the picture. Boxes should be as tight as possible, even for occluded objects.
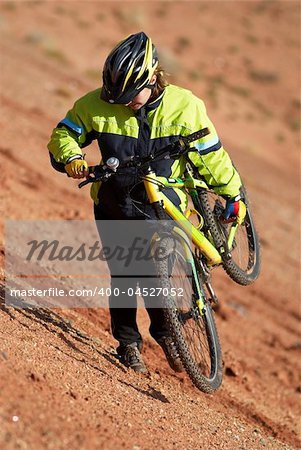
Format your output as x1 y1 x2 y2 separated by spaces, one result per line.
0 2 300 449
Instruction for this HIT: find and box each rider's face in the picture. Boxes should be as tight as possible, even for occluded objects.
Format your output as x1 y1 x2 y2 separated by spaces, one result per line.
126 75 157 110
126 88 152 110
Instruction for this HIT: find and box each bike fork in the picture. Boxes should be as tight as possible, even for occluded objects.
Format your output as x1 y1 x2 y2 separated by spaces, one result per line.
195 250 219 306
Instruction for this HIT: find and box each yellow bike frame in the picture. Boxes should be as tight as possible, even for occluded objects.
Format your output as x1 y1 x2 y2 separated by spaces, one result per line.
143 171 222 266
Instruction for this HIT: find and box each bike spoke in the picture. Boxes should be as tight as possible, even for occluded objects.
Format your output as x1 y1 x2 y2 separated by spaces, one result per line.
168 249 213 379
153 234 223 392
199 188 261 285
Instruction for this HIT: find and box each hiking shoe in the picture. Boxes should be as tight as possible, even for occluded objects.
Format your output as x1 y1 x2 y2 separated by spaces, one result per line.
158 336 184 373
119 343 147 374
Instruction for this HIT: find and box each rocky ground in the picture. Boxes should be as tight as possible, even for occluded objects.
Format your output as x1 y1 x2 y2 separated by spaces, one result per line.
0 2 300 449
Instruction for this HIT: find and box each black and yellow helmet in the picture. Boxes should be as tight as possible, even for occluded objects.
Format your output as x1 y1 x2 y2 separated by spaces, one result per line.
101 32 159 104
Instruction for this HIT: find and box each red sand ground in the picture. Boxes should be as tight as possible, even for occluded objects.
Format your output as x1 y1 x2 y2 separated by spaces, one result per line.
0 2 300 449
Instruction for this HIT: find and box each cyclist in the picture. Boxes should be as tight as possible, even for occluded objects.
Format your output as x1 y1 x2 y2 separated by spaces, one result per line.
48 32 245 374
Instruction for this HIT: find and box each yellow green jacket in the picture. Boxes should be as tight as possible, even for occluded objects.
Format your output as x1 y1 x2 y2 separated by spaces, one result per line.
48 84 241 217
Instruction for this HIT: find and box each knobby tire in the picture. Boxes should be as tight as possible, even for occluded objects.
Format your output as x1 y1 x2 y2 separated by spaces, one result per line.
153 234 223 393
198 187 261 286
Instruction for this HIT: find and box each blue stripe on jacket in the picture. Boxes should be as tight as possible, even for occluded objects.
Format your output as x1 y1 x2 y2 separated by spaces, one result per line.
57 117 83 136
195 137 222 155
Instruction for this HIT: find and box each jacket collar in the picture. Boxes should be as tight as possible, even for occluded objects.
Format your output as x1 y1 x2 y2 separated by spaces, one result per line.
145 89 165 112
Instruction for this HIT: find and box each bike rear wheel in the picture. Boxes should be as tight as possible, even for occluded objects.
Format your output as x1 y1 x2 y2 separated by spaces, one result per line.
198 186 261 286
153 234 223 393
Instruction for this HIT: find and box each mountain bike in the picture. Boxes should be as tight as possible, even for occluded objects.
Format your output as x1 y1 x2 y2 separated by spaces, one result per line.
79 128 260 393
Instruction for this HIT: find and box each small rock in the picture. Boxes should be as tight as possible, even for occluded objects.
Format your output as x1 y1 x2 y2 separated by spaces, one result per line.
228 300 248 316
1 351 8 360
288 341 301 350
225 366 238 377
29 372 40 382
68 391 77 399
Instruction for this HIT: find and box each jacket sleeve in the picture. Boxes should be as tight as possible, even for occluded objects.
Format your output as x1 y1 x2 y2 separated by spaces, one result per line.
187 97 242 198
47 97 92 168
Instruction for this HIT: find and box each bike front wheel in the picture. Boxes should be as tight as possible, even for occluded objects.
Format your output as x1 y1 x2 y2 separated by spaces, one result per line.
198 186 261 286
152 233 223 393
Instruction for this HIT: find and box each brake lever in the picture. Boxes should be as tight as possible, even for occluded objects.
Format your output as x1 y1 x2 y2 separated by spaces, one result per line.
78 165 113 188
78 178 92 188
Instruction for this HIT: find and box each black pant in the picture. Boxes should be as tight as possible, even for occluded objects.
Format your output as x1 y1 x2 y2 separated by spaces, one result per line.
94 204 169 350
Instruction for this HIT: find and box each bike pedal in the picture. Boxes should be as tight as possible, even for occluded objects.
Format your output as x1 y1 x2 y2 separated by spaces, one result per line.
205 282 219 305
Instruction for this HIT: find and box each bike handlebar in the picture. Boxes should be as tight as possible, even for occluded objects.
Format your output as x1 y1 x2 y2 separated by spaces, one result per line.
78 127 210 189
